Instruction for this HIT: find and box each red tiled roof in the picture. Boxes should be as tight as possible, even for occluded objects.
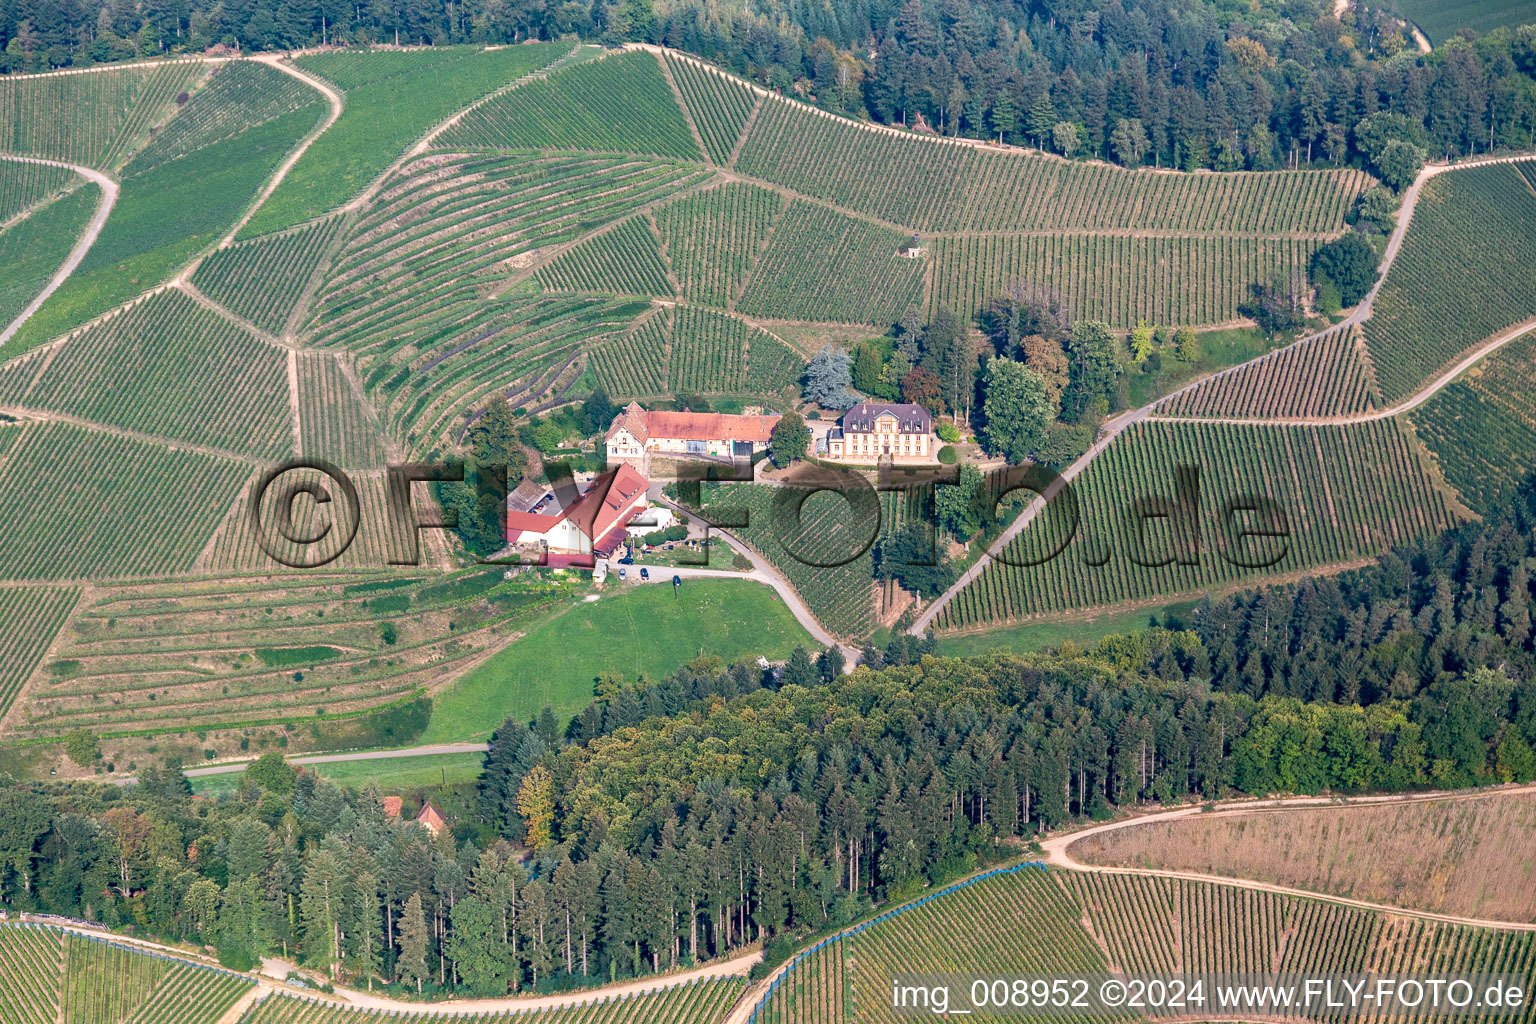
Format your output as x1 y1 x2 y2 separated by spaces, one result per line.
564 464 648 541
505 509 562 534
606 403 779 445
380 796 403 819
417 801 447 835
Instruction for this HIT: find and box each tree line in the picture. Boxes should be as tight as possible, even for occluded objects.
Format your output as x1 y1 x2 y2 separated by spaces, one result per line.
7 0 1536 176
0 482 1531 996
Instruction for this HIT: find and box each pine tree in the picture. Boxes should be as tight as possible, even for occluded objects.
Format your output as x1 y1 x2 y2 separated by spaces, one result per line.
397 891 429 993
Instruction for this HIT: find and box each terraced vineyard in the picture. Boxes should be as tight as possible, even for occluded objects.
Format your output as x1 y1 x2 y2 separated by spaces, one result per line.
757 868 1536 1024
928 233 1322 328
738 201 925 325
17 568 572 740
0 61 210 169
241 977 746 1023
0 421 249 581
19 288 292 459
665 52 760 165
1412 330 1536 514
0 158 77 221
0 925 253 1024
193 216 343 334
588 307 672 396
1158 325 1381 419
735 95 1370 233
655 181 782 307
1363 160 1536 402
439 49 703 161
0 586 79 722
536 214 675 297
935 418 1459 628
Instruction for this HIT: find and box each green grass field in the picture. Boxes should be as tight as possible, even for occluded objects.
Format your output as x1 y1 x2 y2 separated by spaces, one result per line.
191 750 484 795
419 578 815 743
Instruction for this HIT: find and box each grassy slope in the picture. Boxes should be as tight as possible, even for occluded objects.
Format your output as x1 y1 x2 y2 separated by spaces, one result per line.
420 578 814 743
0 186 96 328
191 750 484 795
1072 789 1536 922
935 599 1200 657
242 43 569 235
9 104 322 353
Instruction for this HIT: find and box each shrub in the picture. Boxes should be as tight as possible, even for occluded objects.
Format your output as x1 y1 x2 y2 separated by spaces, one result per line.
937 445 958 464
936 422 961 443
63 729 100 767
1033 423 1093 467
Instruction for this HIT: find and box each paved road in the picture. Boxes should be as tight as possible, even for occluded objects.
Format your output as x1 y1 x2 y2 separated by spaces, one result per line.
653 491 861 665
910 150 1536 636
0 156 118 347
1041 783 1536 931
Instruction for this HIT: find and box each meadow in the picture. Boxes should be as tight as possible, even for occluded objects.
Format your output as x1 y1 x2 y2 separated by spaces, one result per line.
418 578 815 743
1071 790 1536 922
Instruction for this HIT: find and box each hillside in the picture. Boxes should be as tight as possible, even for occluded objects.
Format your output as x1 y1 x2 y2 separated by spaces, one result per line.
1071 790 1536 923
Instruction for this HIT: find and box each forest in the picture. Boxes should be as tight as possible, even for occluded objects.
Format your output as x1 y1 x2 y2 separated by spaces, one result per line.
5 0 1536 176
0 479 1531 999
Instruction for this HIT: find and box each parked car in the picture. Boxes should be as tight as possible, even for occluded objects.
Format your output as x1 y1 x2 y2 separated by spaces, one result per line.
618 566 627 580
672 575 682 587
640 568 650 581
618 556 634 565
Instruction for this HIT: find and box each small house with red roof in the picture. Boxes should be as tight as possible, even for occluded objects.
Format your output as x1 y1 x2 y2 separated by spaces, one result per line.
416 800 447 837
504 463 650 560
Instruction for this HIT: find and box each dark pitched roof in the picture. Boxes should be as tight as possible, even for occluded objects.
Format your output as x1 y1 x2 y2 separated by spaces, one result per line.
839 402 932 434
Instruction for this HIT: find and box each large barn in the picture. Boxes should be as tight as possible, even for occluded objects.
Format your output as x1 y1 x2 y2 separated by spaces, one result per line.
504 463 650 562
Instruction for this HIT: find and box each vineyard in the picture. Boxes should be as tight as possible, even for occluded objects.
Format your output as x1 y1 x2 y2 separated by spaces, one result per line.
734 95 1370 233
654 181 783 308
246 42 570 234
296 352 388 468
928 233 1323 328
0 158 77 222
126 59 318 174
1411 330 1536 515
240 977 746 1023
737 201 925 325
1156 325 1381 419
0 925 254 1024
588 307 672 396
756 868 1536 1024
665 52 760 166
0 185 97 329
11 101 323 354
438 50 703 161
193 216 343 334
15 568 571 741
536 215 676 297
0 420 249 581
21 288 293 459
0 61 210 170
934 418 1459 629
1363 160 1536 403
0 586 79 722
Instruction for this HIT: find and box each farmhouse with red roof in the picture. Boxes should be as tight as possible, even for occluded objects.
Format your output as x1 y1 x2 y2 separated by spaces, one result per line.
504 463 650 560
605 402 779 465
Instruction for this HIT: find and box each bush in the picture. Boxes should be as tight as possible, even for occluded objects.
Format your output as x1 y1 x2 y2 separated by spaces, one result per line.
937 445 958 464
63 729 100 767
1033 423 1093 467
1309 231 1379 308
935 422 961 443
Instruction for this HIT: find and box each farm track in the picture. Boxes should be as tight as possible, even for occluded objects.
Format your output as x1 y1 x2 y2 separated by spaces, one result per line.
910 149 1536 636
0 156 117 348
722 782 1536 1024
